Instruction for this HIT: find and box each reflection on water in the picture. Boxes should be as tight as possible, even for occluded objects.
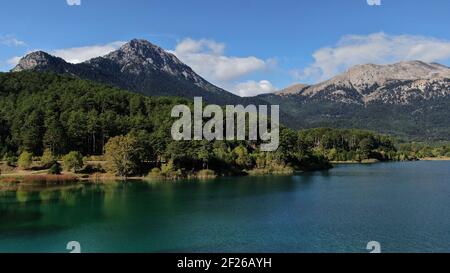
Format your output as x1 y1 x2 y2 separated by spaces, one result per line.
1 162 450 253
0 178 298 236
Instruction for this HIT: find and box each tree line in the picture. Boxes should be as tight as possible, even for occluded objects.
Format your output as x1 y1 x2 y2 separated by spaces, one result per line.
0 72 419 178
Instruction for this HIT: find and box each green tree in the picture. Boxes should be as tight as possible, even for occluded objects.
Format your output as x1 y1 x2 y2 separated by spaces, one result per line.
233 145 251 168
161 160 175 174
150 129 169 166
212 141 233 165
66 110 88 153
359 137 375 159
254 151 267 169
129 96 146 116
62 151 84 172
4 153 17 167
130 130 155 172
0 117 12 158
48 162 62 175
197 141 212 169
19 111 44 155
327 148 338 161
87 110 100 154
104 134 141 177
43 117 66 155
165 141 197 170
40 148 56 168
18 151 33 170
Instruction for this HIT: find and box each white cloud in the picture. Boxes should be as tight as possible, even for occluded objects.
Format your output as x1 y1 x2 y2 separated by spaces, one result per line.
66 0 81 6
7 56 22 66
0 35 26 47
171 38 270 85
232 80 277 97
175 38 225 56
6 41 125 68
294 32 450 83
50 41 125 63
367 0 381 6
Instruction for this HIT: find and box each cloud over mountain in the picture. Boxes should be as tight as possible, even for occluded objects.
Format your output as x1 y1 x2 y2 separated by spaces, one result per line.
171 38 270 87
170 38 278 96
50 41 125 63
294 32 450 83
233 80 277 97
7 41 126 66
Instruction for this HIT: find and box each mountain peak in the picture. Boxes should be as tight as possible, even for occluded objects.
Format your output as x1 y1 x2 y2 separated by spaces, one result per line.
12 51 67 72
9 39 240 104
278 60 450 105
94 38 187 76
117 39 164 56
23 50 53 59
343 60 450 81
127 38 156 48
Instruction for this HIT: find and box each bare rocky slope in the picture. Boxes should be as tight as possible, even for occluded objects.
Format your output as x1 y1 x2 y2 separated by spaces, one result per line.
274 61 450 105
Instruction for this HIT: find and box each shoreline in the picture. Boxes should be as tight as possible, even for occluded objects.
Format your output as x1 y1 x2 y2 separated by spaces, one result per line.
2 158 450 190
419 157 450 161
332 157 450 164
331 158 383 164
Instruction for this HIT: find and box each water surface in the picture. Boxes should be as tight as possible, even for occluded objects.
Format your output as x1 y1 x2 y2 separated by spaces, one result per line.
1 161 450 253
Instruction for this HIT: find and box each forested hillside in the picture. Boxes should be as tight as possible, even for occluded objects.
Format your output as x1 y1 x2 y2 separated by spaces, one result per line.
0 72 330 176
259 61 450 141
0 72 412 177
0 71 184 156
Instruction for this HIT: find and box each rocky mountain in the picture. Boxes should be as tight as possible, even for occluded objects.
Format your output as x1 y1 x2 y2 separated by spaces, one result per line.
276 83 309 96
12 43 450 140
12 39 243 104
259 61 450 140
270 61 450 105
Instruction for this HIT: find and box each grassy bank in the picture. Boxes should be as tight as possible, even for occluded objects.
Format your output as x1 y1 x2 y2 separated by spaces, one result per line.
331 159 381 164
3 156 449 189
419 157 450 161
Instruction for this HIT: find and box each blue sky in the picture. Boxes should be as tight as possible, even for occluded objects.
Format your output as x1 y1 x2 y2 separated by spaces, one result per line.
1 0 450 96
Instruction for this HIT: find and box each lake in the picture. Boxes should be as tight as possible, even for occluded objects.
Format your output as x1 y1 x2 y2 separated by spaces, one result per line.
1 161 450 253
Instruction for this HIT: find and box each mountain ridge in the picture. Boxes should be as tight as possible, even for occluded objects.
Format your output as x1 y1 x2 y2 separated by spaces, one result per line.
256 61 450 140
270 61 450 105
11 41 450 140
12 39 244 104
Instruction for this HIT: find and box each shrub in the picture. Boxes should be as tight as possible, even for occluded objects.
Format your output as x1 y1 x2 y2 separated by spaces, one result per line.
233 145 251 168
48 162 62 175
18 151 33 170
161 160 175 174
4 153 17 167
196 169 216 179
79 163 105 174
62 151 84 172
147 167 162 178
41 149 56 168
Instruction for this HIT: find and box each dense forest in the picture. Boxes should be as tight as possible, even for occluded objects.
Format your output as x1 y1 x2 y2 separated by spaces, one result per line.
0 71 182 157
299 128 401 162
0 72 330 177
0 72 433 179
259 94 450 141
398 142 450 158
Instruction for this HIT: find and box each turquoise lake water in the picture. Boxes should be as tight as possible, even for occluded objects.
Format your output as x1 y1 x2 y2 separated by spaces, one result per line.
1 161 449 253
